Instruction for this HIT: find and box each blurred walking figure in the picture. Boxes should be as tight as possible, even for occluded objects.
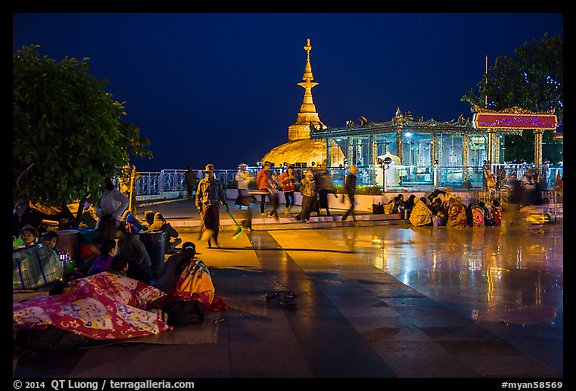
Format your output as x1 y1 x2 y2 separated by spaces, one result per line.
501 177 523 234
195 164 228 248
341 165 357 222
317 166 336 216
296 169 317 223
184 166 198 200
235 163 254 229
256 162 272 216
235 163 252 210
267 170 281 221
279 164 296 217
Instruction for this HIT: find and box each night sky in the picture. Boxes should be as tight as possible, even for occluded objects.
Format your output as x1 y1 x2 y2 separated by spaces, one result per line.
12 12 563 172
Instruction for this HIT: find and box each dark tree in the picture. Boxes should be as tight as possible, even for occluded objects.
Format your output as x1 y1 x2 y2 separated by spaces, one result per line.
13 45 153 206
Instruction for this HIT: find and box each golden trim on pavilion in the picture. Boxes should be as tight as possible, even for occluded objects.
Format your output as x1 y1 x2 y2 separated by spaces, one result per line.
472 104 556 115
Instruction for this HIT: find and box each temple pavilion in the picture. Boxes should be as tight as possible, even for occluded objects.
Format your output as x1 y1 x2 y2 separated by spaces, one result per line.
262 39 559 188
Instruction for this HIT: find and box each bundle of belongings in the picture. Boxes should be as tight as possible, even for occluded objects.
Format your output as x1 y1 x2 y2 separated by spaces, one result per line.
13 244 64 291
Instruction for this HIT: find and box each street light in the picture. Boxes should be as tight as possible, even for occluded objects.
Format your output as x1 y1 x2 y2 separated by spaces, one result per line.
377 156 393 193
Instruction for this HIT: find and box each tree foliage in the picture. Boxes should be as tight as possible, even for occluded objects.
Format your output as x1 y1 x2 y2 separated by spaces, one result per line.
13 45 153 206
462 33 563 164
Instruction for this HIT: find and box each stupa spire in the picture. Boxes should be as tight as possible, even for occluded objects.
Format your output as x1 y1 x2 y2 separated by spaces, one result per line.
288 38 326 141
302 38 314 81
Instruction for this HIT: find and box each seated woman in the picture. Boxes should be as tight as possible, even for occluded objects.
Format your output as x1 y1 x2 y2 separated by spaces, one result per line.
156 242 226 312
148 212 182 254
409 197 433 227
446 197 469 228
141 210 156 231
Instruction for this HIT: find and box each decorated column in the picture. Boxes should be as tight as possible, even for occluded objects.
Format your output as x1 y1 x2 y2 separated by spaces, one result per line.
462 134 469 166
430 133 437 165
534 129 543 165
487 131 496 164
396 131 403 163
326 137 332 167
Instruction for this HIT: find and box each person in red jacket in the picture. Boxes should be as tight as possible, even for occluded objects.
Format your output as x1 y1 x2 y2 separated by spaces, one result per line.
279 165 296 217
256 162 271 216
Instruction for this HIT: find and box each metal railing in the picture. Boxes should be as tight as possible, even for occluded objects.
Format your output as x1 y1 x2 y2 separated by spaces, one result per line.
133 164 562 196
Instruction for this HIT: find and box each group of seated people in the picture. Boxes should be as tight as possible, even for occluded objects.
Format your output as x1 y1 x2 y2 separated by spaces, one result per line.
13 230 227 355
13 191 224 356
410 194 503 228
379 190 504 228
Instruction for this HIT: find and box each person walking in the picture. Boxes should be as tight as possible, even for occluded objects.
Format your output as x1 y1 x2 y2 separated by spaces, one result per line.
317 166 335 216
235 163 252 209
95 178 129 240
256 162 271 216
341 165 357 222
296 169 317 223
235 163 254 229
195 164 228 248
184 166 198 200
279 165 296 217
267 170 281 221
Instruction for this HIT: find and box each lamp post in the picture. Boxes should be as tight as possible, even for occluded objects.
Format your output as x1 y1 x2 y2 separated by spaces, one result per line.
377 157 392 193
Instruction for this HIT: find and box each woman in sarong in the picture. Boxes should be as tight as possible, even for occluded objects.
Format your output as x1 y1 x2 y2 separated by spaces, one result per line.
491 199 503 226
446 197 468 228
156 242 226 312
409 197 433 227
470 202 486 227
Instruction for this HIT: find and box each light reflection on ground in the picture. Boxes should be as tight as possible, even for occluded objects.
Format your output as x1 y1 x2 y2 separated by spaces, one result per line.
332 224 563 327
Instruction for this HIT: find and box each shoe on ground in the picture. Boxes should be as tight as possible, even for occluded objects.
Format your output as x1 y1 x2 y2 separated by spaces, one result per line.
261 212 268 216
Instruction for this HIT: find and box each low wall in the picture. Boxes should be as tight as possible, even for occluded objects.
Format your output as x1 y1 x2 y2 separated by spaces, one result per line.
225 189 481 213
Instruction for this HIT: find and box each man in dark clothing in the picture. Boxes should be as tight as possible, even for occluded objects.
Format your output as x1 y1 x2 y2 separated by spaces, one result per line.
195 164 228 248
184 166 198 200
341 165 357 222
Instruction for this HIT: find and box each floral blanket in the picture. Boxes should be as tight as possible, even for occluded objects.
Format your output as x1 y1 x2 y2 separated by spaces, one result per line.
13 272 171 340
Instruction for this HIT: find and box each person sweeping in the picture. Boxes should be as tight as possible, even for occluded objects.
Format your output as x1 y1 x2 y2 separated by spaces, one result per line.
195 164 228 248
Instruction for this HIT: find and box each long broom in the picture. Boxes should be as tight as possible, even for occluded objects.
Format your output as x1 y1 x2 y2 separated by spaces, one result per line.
221 202 245 239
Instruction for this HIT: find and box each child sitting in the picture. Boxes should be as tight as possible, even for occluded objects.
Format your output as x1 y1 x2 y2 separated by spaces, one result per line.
88 239 117 275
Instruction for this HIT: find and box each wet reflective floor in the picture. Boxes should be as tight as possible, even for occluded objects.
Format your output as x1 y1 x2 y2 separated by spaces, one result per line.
14 222 563 380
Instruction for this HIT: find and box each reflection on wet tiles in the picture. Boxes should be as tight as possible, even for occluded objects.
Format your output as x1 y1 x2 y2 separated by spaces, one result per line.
419 326 500 341
382 297 444 307
372 340 478 378
456 352 560 378
394 306 478 328
359 325 434 343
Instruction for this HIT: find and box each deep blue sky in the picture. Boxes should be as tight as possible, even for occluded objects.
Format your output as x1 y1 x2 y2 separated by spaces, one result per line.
12 12 563 172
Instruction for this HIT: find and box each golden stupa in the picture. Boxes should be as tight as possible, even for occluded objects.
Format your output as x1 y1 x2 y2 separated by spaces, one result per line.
262 39 345 167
